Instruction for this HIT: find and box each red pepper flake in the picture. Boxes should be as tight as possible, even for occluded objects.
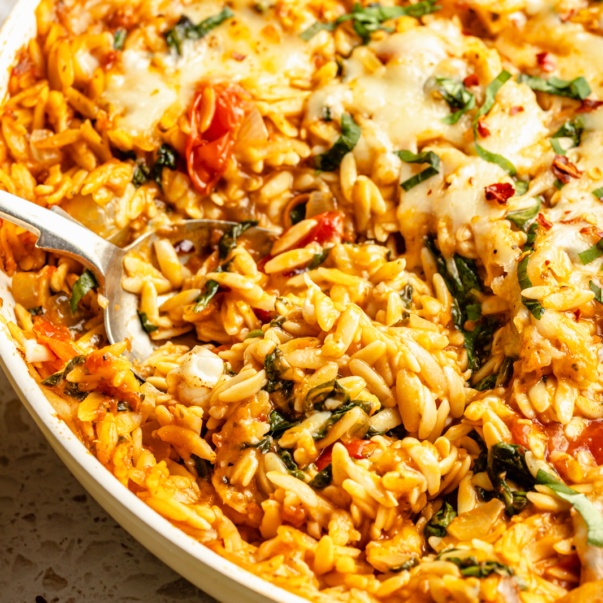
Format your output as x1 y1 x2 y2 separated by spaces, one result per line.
536 51 555 73
578 99 603 113
231 52 247 61
484 182 515 204
573 308 581 322
552 155 582 184
536 212 553 230
463 73 479 87
477 120 490 138
510 106 525 115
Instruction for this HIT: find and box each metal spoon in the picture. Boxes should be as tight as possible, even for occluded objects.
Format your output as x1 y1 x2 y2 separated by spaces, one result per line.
0 190 276 362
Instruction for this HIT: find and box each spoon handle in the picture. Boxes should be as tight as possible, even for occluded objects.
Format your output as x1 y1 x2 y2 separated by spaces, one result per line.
0 190 117 283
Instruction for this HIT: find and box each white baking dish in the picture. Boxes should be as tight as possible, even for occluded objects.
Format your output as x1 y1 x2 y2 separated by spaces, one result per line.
0 2 303 601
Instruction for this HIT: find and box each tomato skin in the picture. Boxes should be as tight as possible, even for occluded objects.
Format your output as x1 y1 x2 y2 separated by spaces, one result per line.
301 211 345 247
32 316 78 362
315 440 378 471
186 83 249 195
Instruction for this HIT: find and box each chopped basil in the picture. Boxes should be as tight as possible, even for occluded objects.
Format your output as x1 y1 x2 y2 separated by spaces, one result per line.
218 220 258 259
138 312 158 333
245 329 264 339
551 117 584 155
315 114 361 172
536 470 603 546
424 501 457 538
306 379 350 411
396 150 441 191
289 202 306 225
307 247 331 270
309 464 332 489
517 223 545 319
472 71 517 175
400 283 414 309
41 356 86 387
165 8 234 55
390 557 419 572
506 198 541 231
132 162 151 187
300 1 440 43
70 269 98 313
593 187 603 201
514 179 529 196
517 74 591 100
578 239 603 265
113 28 127 50
152 143 178 186
590 280 603 304
435 77 475 124
193 280 220 312
474 356 515 391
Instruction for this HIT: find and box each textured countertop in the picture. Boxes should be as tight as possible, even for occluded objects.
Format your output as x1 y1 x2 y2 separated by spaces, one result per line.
0 1 214 601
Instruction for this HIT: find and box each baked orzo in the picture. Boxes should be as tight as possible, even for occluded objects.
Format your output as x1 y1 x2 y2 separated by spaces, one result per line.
2 0 603 601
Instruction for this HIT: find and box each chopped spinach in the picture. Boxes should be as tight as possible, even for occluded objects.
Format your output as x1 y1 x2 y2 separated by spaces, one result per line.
474 356 515 391
193 280 220 312
306 379 350 411
132 162 151 187
444 555 514 578
113 28 127 50
289 202 306 225
424 501 457 538
28 306 44 316
517 223 545 319
309 464 332 489
278 449 305 480
41 356 86 392
551 117 584 155
192 453 213 479
218 220 258 259
165 8 234 55
138 312 158 333
70 269 98 313
400 283 413 309
264 349 294 396
307 248 331 270
315 114 361 172
390 557 420 572
117 401 130 412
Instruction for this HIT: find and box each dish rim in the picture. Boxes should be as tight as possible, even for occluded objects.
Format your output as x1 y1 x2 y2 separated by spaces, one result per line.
0 2 308 601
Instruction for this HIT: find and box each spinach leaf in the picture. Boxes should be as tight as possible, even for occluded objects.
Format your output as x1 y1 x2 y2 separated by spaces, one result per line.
306 380 350 410
309 464 332 489
193 280 220 312
218 220 258 259
536 470 603 546
517 223 545 319
151 143 178 186
192 454 213 479
396 150 441 191
264 349 294 396
268 409 299 439
165 8 234 55
138 311 158 333
308 248 331 270
593 186 603 201
289 202 306 225
70 269 98 313
517 74 591 100
301 1 440 43
313 400 370 440
132 162 151 187
400 283 413 309
41 355 86 387
245 329 264 339
424 501 457 538
435 77 475 124
315 114 361 172
278 449 305 480
390 557 419 572
444 556 514 578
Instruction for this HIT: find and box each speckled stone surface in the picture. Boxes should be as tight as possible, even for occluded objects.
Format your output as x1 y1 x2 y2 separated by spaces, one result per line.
0 2 215 601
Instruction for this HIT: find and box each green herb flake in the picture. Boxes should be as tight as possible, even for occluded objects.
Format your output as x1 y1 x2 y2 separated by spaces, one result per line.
70 269 98 313
552 117 584 151
517 74 591 100
218 220 258 259
506 198 541 231
315 114 361 172
444 555 514 579
192 454 213 479
396 150 441 191
289 202 307 225
474 142 517 176
424 501 457 538
309 464 332 489
113 28 127 51
435 77 475 124
132 162 150 187
41 355 86 387
245 329 264 339
278 449 305 480
138 312 158 333
300 1 440 43
517 223 545 319
165 8 234 55
579 239 603 265
514 179 529 196
264 349 294 396
536 470 603 546
152 143 178 186
193 280 220 312
593 186 603 201
590 280 603 304
307 247 331 270
28 306 44 316
390 557 420 573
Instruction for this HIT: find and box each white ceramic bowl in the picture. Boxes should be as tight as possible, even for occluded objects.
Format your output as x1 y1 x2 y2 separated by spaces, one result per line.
0 3 305 601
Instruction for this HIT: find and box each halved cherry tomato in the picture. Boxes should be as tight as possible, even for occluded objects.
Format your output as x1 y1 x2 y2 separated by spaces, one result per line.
186 83 250 195
32 316 78 362
300 211 345 247
315 440 378 471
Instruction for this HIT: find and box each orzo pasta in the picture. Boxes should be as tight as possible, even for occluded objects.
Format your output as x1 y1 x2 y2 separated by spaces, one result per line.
3 0 603 600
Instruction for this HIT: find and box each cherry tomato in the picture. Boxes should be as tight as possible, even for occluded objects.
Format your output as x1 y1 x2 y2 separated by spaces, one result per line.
186 83 250 195
300 211 345 247
33 316 78 362
315 440 378 471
